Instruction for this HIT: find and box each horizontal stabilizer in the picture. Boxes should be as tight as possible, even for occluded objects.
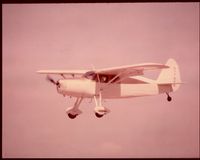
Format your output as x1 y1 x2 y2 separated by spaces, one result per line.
158 82 184 85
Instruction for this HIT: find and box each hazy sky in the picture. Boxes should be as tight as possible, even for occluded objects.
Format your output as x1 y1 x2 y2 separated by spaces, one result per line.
2 3 199 158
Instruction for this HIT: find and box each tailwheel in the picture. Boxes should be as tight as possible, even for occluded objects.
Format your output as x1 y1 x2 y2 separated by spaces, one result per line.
95 112 104 118
167 96 172 102
68 113 77 119
166 93 172 102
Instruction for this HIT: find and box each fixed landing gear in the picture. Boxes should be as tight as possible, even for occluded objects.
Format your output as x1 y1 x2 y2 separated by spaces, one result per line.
167 96 172 101
66 97 83 119
68 113 78 119
94 92 110 118
166 93 172 102
95 112 104 118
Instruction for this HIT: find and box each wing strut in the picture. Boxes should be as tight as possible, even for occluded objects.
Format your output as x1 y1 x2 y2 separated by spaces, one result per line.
106 70 125 84
61 74 67 79
100 69 129 90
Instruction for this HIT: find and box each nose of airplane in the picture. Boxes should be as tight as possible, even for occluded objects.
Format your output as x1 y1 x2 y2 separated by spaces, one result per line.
56 79 64 93
57 80 61 88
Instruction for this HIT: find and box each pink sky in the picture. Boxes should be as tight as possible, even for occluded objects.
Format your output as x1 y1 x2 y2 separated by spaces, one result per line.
2 3 199 158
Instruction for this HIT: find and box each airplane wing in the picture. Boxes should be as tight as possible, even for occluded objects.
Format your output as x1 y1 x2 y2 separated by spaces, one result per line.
37 63 169 82
95 63 169 76
37 70 89 75
82 63 169 85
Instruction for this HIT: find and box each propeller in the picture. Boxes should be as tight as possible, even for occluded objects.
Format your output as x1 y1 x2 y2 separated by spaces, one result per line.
46 75 59 86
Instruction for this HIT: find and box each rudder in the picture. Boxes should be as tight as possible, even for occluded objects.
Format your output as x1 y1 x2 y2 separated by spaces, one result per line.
157 58 181 92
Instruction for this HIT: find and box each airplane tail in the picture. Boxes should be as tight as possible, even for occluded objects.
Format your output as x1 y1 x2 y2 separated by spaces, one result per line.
157 58 181 92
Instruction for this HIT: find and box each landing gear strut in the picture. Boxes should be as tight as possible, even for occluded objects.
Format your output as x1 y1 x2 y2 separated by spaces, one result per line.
94 91 110 118
166 93 172 102
66 97 83 119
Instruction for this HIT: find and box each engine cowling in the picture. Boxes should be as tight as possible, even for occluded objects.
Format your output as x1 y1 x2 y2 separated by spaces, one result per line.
57 79 96 98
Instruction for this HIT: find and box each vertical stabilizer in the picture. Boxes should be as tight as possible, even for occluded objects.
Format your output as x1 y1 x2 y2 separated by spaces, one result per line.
157 58 181 92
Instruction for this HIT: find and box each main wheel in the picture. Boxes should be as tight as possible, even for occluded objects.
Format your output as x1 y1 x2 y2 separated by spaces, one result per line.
68 113 77 119
167 96 172 101
95 112 104 118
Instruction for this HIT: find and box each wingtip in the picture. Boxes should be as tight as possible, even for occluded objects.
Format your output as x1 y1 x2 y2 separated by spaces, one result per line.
164 65 170 68
36 70 42 74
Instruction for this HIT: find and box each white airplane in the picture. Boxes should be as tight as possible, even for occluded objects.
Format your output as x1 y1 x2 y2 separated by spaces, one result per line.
37 58 181 119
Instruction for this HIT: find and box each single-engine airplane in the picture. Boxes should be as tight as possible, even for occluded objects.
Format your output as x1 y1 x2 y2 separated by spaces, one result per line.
37 58 181 119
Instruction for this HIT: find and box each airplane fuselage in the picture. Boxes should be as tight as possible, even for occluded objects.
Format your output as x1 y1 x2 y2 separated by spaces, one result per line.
57 78 173 99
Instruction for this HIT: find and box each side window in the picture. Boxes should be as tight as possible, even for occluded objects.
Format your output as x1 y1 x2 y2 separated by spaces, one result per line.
100 75 108 83
93 74 118 83
84 71 95 80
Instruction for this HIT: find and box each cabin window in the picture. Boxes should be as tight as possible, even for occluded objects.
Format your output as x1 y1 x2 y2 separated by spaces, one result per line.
91 74 120 83
100 75 108 83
